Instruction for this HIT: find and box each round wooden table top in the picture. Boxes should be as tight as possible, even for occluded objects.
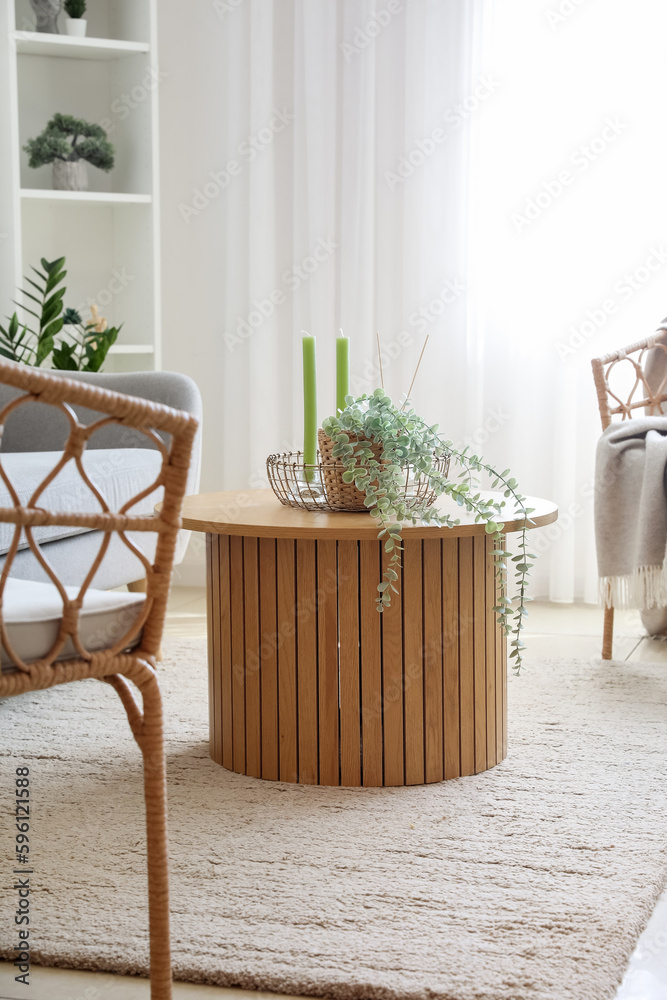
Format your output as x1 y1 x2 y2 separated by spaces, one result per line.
178 489 558 541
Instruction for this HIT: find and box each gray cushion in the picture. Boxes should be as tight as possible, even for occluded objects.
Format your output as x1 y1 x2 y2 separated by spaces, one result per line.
0 530 157 591
0 449 163 557
1 578 144 669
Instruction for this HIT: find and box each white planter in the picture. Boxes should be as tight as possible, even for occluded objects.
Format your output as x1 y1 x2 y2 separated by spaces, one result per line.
52 159 88 191
64 18 87 36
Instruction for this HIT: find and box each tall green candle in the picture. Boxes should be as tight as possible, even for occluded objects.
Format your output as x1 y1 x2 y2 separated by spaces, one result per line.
336 331 349 414
302 333 317 481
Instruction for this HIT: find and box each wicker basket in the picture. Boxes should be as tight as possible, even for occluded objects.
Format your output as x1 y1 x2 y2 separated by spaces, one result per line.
266 437 450 514
317 429 384 510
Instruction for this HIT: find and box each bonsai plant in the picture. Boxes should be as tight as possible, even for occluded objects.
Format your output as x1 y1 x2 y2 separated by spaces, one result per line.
63 0 87 36
0 256 120 372
24 114 114 191
321 390 535 673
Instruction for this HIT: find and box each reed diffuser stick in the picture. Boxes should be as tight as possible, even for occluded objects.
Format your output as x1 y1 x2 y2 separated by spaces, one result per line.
404 334 429 406
376 331 384 389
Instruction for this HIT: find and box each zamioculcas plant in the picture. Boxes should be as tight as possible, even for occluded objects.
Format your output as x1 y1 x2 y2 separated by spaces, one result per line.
0 257 67 366
321 389 535 673
0 256 120 372
54 305 119 372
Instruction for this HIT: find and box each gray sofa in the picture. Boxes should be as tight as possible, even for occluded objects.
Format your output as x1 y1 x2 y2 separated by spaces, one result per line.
0 369 202 590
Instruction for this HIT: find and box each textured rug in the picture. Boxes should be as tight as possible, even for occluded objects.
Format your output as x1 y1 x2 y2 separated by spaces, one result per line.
1 639 667 1000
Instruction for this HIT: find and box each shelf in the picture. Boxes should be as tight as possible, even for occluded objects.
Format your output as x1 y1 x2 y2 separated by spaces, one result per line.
13 32 149 61
20 189 152 204
108 345 155 355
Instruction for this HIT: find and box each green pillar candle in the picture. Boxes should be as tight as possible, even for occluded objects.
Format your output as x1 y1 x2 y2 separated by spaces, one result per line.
336 332 349 414
302 334 317 481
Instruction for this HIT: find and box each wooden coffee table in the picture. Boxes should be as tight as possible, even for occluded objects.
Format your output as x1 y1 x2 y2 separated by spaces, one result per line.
180 490 557 787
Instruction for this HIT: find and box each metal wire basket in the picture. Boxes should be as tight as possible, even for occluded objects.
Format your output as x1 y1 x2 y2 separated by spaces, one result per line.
266 441 451 514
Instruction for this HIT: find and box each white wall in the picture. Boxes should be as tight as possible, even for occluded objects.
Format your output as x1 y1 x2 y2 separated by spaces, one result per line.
158 2 230 584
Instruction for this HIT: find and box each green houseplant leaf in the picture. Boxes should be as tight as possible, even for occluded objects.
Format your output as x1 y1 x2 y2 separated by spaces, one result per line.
321 391 534 674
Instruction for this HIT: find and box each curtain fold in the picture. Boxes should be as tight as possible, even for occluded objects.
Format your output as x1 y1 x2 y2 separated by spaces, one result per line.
217 0 486 460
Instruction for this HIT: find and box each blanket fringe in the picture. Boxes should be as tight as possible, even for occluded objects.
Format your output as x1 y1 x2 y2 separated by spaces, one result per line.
600 564 667 609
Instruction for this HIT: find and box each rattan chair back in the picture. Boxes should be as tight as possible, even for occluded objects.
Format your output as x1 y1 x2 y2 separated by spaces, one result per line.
0 359 198 1000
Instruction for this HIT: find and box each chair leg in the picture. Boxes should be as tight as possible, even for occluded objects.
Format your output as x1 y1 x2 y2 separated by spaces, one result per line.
138 674 172 999
129 579 163 660
602 606 614 660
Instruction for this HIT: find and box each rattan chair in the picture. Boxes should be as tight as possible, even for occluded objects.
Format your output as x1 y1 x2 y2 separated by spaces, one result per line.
591 327 667 660
0 359 198 999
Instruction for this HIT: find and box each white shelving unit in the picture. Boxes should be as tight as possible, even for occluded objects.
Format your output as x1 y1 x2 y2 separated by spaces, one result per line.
0 0 160 372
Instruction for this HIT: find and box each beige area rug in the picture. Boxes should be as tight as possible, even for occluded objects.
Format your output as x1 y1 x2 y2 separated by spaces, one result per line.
1 639 667 1000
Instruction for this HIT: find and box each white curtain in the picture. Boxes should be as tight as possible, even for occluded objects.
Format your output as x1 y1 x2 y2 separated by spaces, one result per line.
208 0 487 493
468 0 667 602
164 0 667 601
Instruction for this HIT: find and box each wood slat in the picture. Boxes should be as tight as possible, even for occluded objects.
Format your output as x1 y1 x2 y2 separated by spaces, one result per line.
276 538 298 782
360 540 383 786
243 537 261 778
473 535 487 773
259 538 279 780
317 539 339 785
458 536 475 777
229 535 245 774
442 537 460 779
485 534 497 769
423 538 443 783
338 540 361 786
500 532 508 760
496 534 506 764
381 545 404 786
296 539 319 784
216 534 233 771
206 534 222 765
402 539 424 785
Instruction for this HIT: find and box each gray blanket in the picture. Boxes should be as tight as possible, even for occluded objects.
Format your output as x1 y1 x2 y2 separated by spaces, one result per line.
595 416 667 608
596 327 667 609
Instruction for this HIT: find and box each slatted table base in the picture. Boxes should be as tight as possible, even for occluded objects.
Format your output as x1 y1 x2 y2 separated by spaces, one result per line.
206 532 507 786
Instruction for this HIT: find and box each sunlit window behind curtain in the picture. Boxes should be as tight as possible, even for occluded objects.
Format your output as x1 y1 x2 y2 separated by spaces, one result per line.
473 0 667 601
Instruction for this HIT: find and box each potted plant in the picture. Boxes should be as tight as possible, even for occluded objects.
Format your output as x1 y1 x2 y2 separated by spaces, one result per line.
0 256 120 372
63 0 87 36
24 114 114 192
320 390 535 673
29 0 62 34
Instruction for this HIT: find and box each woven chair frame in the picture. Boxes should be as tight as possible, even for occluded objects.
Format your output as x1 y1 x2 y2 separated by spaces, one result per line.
592 327 667 430
591 327 667 661
0 359 198 1000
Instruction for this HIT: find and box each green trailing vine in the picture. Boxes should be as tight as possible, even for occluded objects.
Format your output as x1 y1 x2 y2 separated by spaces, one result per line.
321 389 536 674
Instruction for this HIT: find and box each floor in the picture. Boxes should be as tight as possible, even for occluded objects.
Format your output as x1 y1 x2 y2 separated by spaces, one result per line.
1 591 666 1000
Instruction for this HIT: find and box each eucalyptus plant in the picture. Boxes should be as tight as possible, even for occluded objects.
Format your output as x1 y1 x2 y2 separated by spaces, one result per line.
321 389 536 673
